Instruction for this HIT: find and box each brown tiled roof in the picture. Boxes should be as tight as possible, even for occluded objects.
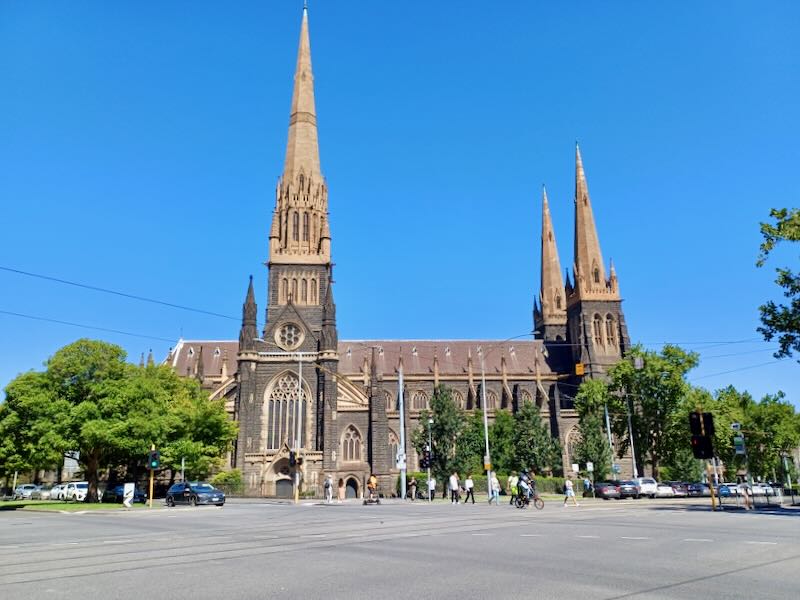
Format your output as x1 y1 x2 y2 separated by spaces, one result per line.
165 338 552 379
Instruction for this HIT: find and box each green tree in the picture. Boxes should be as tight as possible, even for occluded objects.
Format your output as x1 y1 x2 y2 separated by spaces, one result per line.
488 409 517 474
456 410 486 476
574 379 613 480
513 402 562 475
756 208 800 360
606 345 699 480
412 386 465 482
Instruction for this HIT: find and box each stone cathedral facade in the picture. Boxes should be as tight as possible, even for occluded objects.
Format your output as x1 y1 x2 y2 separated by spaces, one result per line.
167 8 632 498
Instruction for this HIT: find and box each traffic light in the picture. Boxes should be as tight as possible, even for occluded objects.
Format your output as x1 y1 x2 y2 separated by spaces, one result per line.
420 449 431 469
689 412 715 436
147 450 160 470
289 451 296 467
691 434 714 459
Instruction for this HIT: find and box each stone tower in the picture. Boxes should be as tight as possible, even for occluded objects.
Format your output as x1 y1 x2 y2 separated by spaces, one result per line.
534 186 567 342
235 6 338 496
565 144 630 380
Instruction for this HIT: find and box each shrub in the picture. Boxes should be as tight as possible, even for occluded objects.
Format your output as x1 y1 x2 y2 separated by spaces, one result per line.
210 469 243 496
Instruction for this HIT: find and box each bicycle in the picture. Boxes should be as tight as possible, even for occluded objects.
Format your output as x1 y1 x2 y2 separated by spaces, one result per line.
514 492 544 510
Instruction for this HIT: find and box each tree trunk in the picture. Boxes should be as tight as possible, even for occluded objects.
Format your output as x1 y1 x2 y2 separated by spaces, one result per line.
84 450 101 503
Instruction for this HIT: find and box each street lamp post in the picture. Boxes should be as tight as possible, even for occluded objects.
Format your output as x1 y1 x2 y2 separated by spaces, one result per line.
478 348 492 503
294 354 303 505
427 417 433 502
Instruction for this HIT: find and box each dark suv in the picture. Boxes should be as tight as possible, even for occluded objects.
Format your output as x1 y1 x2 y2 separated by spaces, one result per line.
165 482 225 507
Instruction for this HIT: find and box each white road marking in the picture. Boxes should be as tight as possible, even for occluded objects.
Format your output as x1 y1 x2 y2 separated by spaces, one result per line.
520 534 542 537
471 533 492 536
102 539 132 544
577 535 599 539
301 534 326 538
0 545 20 549
51 542 80 546
745 541 777 545
683 538 713 542
620 536 649 540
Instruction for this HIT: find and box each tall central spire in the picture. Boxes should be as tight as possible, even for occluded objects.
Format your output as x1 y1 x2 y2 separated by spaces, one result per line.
283 5 321 182
538 186 566 334
269 5 330 266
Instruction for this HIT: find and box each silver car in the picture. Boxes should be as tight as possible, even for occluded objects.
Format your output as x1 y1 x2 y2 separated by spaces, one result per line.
13 484 39 500
30 485 54 500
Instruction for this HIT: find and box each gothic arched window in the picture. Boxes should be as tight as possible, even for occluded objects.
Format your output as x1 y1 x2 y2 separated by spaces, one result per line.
593 314 604 346
485 390 498 410
302 212 309 242
555 293 562 309
299 173 305 190
280 278 288 303
520 389 533 406
606 314 617 347
384 390 395 412
411 390 428 410
291 279 298 302
593 267 600 284
342 425 362 462
310 279 317 303
292 212 299 242
264 372 307 450
301 278 308 303
389 430 399 466
452 390 464 409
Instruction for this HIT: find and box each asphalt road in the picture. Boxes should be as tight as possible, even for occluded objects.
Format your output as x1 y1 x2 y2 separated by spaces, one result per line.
1 498 798 599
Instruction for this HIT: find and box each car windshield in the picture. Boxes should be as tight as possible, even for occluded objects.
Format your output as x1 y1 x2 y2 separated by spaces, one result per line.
76 483 88 489
190 484 215 492
621 481 636 485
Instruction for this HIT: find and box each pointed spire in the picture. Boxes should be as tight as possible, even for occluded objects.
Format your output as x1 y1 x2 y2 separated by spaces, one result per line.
433 347 440 387
221 348 229 379
538 185 566 330
195 345 205 382
239 276 258 349
139 352 145 368
146 349 154 367
320 275 338 352
573 143 615 298
283 5 321 183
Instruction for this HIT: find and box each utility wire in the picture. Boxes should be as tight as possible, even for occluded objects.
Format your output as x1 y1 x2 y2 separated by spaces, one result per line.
0 265 238 321
0 309 175 343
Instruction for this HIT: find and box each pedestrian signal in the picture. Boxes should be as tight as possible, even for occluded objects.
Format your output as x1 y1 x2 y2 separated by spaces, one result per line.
690 435 713 459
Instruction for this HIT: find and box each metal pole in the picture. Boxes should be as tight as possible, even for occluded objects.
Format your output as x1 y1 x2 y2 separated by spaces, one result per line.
181 457 185 482
604 403 615 478
148 443 155 509
427 419 432 503
294 355 303 505
625 393 638 479
480 351 492 502
398 363 407 500
12 471 18 498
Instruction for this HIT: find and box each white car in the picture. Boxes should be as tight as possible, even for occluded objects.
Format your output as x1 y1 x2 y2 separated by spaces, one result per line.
635 477 658 498
65 482 89 502
13 484 39 500
655 483 675 498
51 483 67 500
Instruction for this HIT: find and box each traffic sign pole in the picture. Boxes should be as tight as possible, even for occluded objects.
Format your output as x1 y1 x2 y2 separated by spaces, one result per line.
148 443 155 509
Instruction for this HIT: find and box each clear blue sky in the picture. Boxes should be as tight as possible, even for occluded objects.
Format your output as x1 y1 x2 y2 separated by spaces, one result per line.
1 1 798 405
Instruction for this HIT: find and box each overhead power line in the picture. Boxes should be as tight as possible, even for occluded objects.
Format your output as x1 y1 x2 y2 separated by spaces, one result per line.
0 309 175 343
0 265 238 321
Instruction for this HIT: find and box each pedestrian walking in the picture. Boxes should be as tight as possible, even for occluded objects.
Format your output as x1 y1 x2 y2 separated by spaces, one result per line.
449 471 460 504
428 476 436 501
489 472 501 505
324 474 333 504
409 476 418 501
337 478 345 503
463 475 475 504
508 471 519 505
563 478 580 507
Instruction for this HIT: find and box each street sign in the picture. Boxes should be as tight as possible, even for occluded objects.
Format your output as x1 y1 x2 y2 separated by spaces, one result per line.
122 482 134 508
575 363 585 376
734 435 746 456
731 422 741 431
571 463 579 473
483 463 492 471
612 463 621 474
633 357 644 370
586 462 594 472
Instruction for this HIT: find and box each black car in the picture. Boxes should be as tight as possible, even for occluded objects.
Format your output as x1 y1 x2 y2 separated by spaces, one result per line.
102 485 148 504
618 480 640 499
594 481 621 500
687 482 710 497
166 482 225 507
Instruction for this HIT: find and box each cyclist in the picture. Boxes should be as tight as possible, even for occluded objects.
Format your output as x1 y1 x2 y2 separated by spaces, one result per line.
367 474 378 501
518 469 533 500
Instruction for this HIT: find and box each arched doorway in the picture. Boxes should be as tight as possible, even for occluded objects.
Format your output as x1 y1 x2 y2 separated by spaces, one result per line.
345 478 359 498
275 478 293 499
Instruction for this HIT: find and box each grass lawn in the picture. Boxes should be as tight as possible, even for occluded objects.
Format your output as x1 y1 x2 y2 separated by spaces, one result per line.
0 500 156 512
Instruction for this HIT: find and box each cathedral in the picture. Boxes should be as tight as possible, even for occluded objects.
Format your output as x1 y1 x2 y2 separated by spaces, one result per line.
167 7 632 498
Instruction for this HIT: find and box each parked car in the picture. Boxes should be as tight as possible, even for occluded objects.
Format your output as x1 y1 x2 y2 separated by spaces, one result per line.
165 482 225 507
655 483 676 498
687 482 710 497
618 480 640 499
13 484 39 500
30 485 54 500
594 481 621 500
65 482 89 502
716 483 741 497
635 477 658 498
666 482 689 497
50 483 68 500
102 484 148 504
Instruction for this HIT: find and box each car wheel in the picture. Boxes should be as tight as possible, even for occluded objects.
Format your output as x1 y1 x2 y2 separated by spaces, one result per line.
189 496 197 507
166 497 175 507
215 503 224 507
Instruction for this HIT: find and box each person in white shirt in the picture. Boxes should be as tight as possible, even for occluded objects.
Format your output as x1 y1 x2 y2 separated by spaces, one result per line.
427 476 436 501
563 478 580 507
449 472 460 504
463 475 475 504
